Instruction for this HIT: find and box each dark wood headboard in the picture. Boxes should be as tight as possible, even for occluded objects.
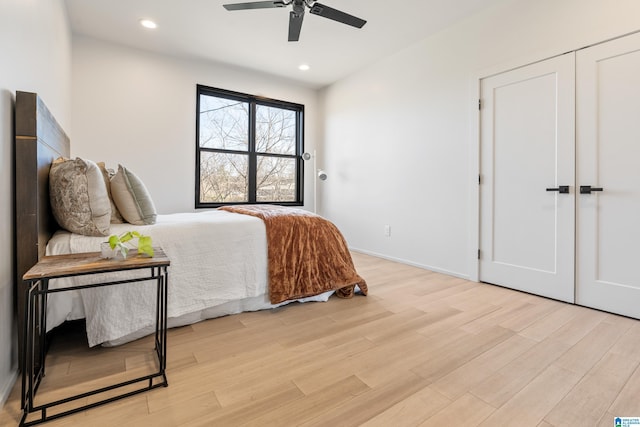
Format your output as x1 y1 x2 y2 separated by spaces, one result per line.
14 91 70 369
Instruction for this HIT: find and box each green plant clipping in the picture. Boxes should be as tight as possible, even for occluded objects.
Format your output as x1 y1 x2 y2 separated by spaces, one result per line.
137 235 154 257
108 231 154 258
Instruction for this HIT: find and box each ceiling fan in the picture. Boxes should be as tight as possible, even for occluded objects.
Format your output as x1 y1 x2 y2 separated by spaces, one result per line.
223 0 367 42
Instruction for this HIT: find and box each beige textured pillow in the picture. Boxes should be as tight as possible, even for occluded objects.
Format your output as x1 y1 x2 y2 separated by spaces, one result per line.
49 157 111 236
110 164 157 225
97 162 124 224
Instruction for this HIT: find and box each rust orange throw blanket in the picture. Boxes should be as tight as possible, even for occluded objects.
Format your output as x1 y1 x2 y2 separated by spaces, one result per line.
219 205 367 304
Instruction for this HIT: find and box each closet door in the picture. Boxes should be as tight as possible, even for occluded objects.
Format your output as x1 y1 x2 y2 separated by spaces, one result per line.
479 53 575 302
576 33 640 319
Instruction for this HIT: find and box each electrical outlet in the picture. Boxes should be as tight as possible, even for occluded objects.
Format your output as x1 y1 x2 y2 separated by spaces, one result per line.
384 225 391 237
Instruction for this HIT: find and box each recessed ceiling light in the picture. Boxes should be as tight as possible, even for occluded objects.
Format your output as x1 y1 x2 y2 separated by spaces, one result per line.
298 64 310 71
140 19 157 29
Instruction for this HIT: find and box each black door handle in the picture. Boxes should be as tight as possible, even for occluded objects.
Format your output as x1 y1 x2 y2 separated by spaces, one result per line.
580 185 604 194
546 186 569 194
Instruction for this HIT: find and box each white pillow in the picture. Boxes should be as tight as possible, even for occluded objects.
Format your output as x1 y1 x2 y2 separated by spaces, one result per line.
110 164 157 225
97 162 124 224
49 157 111 236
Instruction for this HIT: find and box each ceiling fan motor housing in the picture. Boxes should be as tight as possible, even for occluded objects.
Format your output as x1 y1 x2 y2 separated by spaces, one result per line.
292 0 305 17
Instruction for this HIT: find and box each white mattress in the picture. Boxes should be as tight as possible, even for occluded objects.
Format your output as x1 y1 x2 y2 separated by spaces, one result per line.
46 210 331 346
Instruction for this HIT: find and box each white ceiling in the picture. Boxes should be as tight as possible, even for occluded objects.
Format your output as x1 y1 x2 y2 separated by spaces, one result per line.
64 0 500 88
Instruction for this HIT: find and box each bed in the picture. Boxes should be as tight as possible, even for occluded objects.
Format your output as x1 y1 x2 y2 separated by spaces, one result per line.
14 91 367 357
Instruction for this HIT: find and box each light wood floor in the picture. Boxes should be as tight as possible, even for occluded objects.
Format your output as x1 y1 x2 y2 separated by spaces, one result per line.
2 252 640 426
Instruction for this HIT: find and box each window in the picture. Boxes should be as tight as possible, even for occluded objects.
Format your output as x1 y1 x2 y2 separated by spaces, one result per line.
196 84 304 207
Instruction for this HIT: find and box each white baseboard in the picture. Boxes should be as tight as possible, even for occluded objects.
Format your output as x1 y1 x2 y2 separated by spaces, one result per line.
0 369 18 410
349 247 472 281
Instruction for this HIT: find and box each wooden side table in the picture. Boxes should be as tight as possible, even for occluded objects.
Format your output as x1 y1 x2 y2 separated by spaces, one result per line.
20 248 170 426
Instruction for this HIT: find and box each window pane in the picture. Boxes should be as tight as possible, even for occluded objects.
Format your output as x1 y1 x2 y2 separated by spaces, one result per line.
256 156 296 202
196 85 304 207
199 95 248 151
255 105 296 155
200 152 248 203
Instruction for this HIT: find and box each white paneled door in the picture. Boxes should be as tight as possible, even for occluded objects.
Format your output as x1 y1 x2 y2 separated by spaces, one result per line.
576 33 640 319
479 53 576 303
480 33 640 319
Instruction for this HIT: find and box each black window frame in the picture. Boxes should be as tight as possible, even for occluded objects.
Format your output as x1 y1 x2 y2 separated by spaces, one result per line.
195 84 305 208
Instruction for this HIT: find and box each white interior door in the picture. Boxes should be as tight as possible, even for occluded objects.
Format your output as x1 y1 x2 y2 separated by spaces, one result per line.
576 33 640 319
480 53 575 303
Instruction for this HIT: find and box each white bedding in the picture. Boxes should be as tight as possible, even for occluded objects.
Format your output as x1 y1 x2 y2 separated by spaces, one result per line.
46 210 331 346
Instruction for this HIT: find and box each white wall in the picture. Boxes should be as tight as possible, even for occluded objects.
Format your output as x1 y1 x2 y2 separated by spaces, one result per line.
320 0 640 278
71 36 319 214
0 0 71 407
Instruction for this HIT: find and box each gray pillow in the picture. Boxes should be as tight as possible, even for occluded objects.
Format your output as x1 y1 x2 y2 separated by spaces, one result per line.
49 157 111 236
110 164 157 225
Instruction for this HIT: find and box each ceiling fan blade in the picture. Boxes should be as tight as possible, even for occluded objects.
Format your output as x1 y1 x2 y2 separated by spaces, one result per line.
288 11 304 42
309 2 366 28
223 1 286 11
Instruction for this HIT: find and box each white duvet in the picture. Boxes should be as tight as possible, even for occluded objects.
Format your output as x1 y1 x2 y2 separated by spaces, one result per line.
46 210 331 346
